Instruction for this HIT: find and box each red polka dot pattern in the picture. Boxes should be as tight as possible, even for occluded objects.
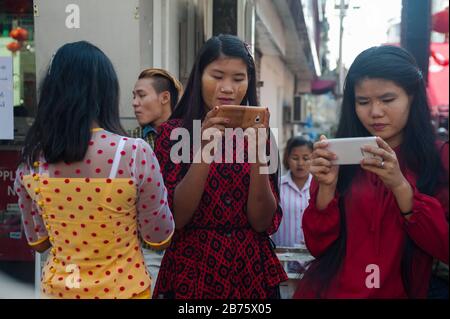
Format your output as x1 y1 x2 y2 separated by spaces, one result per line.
14 131 174 299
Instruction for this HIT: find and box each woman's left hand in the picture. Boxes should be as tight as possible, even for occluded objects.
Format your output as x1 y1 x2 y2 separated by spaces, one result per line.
246 108 270 164
249 107 270 130
360 136 410 192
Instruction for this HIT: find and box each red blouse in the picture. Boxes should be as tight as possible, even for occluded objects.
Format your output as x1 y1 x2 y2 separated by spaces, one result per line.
153 119 288 299
295 142 449 298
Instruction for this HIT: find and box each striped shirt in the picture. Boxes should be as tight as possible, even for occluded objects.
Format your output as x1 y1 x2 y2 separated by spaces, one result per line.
272 172 312 247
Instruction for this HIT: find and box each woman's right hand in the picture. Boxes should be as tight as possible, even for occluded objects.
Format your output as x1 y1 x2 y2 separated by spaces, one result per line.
201 106 230 143
311 135 339 187
199 106 230 163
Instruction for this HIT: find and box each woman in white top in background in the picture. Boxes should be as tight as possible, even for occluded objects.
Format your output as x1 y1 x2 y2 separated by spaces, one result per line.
272 136 313 248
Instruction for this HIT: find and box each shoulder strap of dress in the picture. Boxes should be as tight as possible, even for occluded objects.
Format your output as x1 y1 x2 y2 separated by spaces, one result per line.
109 138 126 179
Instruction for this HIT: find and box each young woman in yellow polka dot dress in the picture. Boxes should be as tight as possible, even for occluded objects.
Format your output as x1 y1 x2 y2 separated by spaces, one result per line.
14 41 174 299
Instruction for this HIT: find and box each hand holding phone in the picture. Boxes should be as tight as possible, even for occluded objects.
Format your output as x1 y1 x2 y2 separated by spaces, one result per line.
326 137 382 165
215 105 268 129
310 136 340 187
201 106 231 148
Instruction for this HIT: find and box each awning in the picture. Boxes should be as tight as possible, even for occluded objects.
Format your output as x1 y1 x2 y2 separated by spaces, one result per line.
427 42 449 118
311 79 336 95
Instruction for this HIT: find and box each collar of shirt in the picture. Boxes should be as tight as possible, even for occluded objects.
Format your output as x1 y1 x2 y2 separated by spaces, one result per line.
142 124 158 139
281 171 312 194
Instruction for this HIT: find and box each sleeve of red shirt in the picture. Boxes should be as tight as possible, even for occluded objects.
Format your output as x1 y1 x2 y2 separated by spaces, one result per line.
436 141 449 221
154 120 184 212
302 180 341 257
403 142 449 265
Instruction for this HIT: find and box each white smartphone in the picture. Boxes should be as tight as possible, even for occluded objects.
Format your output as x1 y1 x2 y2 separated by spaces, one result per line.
326 136 382 165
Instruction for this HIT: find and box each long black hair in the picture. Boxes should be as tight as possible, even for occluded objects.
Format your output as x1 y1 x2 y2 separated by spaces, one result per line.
171 34 257 134
21 41 126 167
298 45 446 298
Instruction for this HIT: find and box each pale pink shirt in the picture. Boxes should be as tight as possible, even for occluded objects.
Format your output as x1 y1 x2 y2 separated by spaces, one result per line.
272 172 312 247
14 129 174 247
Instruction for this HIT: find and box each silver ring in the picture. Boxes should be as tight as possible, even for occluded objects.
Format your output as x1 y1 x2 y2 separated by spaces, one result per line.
381 161 385 168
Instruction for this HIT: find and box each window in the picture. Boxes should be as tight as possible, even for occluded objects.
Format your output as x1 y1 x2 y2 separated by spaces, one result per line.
213 0 237 36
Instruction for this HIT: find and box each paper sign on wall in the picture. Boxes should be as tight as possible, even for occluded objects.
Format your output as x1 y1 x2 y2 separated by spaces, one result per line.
0 57 14 140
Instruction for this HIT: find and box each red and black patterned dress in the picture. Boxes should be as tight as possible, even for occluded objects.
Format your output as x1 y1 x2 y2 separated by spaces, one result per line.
152 119 288 299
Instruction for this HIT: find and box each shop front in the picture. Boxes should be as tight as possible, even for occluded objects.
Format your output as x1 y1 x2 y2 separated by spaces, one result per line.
0 0 37 287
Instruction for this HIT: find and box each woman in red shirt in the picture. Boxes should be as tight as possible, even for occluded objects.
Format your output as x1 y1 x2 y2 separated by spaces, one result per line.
294 46 448 298
153 34 287 299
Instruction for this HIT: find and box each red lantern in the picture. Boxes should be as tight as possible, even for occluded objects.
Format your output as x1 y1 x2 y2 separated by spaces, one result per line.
16 27 29 41
9 28 20 40
9 27 28 42
6 41 22 53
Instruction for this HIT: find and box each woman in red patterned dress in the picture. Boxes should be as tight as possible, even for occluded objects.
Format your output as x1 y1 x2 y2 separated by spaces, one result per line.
152 34 288 299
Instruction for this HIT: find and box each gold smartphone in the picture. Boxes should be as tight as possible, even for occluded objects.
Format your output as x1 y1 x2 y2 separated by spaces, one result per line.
216 105 267 129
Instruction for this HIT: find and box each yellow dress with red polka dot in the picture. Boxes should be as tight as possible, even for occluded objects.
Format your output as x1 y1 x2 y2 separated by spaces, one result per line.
16 130 174 299
23 175 152 299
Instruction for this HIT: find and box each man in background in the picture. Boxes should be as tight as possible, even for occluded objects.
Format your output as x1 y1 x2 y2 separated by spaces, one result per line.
131 68 183 148
130 68 183 293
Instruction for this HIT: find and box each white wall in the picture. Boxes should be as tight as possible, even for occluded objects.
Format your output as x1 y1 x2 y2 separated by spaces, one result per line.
139 0 153 71
151 0 180 78
34 0 141 130
255 0 286 55
259 54 295 152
